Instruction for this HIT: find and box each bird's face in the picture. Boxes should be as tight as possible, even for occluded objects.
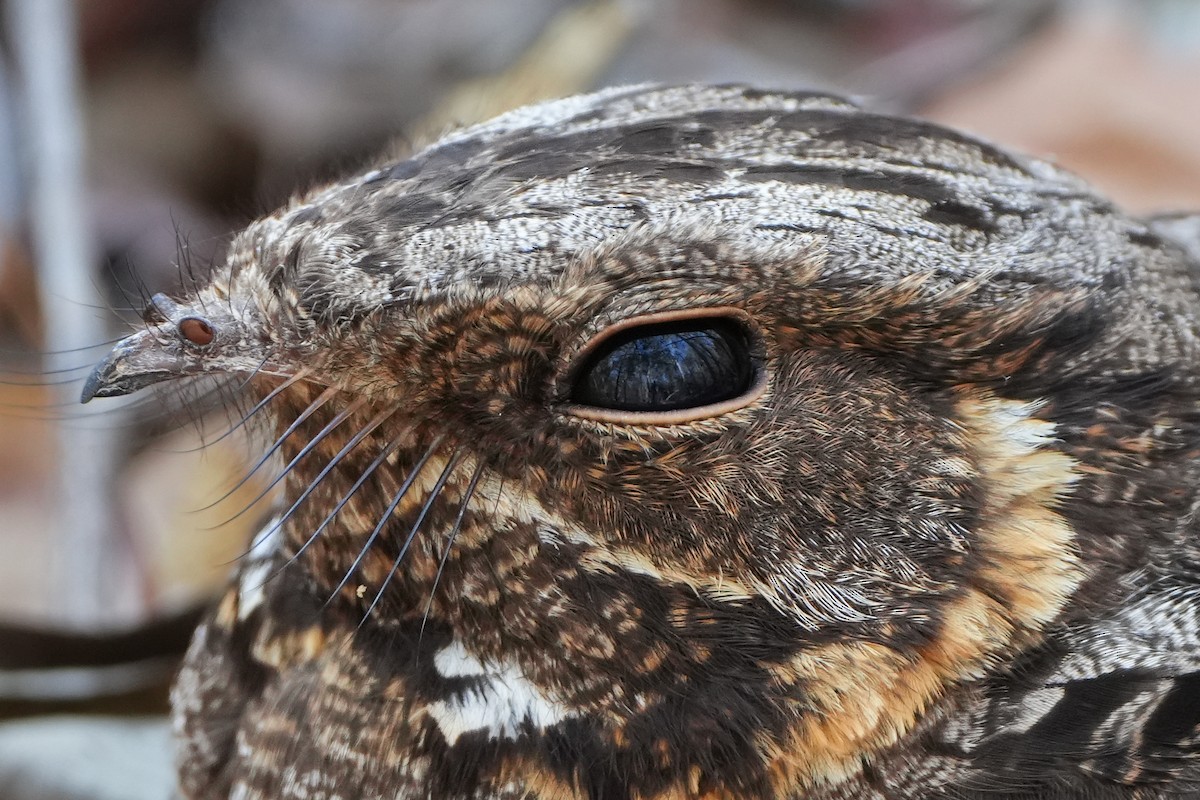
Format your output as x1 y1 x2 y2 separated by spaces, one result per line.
83 86 1199 798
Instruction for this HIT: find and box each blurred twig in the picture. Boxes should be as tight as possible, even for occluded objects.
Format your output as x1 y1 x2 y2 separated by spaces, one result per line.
6 0 124 628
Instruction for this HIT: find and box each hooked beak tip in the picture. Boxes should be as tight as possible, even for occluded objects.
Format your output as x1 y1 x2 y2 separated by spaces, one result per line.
79 368 103 404
79 353 140 404
79 332 184 404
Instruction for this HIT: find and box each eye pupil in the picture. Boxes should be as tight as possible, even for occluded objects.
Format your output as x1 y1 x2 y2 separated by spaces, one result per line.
571 318 754 413
179 317 215 346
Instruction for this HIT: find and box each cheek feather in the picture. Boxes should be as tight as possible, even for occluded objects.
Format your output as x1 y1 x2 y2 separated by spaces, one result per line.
760 391 1082 793
956 392 1082 634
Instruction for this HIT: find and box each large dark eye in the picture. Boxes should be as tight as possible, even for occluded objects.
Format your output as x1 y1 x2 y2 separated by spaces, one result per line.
570 318 756 413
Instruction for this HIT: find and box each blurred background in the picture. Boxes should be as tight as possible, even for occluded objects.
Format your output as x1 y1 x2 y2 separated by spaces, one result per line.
0 0 1197 797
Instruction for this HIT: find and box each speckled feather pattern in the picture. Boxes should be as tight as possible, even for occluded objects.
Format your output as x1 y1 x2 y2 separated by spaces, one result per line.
86 84 1200 799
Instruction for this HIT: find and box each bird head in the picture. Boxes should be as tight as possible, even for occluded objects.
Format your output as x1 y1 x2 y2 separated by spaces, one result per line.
83 85 1200 798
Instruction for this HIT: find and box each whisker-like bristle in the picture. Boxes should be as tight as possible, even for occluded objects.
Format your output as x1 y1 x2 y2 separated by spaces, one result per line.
206 394 364 529
417 457 486 649
104 249 155 321
357 435 452 627
195 385 338 513
320 436 450 606
267 405 405 569
227 355 271 400
248 433 406 592
0 338 127 358
0 374 94 388
251 400 393 538
0 393 162 425
0 361 100 377
174 370 310 455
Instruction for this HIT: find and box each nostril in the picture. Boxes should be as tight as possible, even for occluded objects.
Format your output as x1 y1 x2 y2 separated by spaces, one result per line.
179 316 215 346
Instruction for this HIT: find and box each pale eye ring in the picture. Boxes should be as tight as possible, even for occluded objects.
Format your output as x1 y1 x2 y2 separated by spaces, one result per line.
179 317 215 346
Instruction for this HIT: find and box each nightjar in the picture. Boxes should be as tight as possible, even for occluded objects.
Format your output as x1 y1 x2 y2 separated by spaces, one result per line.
83 85 1200 799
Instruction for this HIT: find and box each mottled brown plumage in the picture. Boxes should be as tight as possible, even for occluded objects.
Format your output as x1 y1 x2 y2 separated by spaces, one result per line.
84 85 1200 799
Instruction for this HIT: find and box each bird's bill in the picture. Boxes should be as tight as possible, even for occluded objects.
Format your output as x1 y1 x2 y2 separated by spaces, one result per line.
80 330 186 403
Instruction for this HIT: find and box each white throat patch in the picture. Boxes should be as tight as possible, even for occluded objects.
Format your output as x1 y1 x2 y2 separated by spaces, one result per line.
428 641 573 744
